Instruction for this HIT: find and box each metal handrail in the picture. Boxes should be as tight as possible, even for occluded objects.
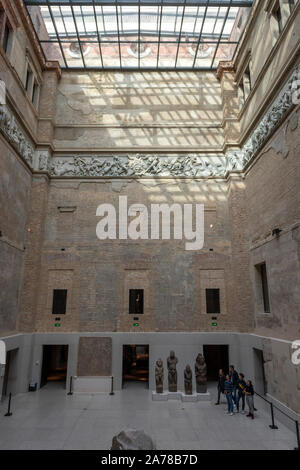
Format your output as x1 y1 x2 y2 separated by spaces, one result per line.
255 391 300 450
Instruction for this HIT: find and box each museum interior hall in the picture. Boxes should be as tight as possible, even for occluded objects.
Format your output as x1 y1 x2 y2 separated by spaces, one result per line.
0 0 299 450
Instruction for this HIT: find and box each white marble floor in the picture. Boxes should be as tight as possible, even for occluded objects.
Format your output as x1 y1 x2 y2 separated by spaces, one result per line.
0 382 297 450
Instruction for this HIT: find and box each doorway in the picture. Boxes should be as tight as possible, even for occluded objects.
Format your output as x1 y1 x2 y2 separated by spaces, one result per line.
2 348 19 397
40 345 69 388
203 345 229 380
253 348 267 395
122 345 149 388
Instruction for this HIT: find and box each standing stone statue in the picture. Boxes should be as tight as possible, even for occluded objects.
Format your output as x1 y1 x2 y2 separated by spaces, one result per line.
195 353 207 393
184 365 193 395
167 350 178 392
155 359 164 394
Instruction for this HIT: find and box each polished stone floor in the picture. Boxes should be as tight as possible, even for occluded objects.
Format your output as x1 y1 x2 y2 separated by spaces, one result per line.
0 382 296 450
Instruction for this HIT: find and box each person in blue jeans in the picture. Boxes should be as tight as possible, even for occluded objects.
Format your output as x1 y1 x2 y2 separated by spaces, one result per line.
224 374 234 416
229 365 239 406
236 373 246 413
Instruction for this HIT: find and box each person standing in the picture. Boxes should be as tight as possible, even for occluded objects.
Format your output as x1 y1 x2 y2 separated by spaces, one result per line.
229 365 239 406
236 373 246 414
224 374 234 416
215 369 225 405
245 380 255 419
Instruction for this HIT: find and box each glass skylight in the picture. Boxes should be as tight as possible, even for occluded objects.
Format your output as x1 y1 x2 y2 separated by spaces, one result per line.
25 1 253 70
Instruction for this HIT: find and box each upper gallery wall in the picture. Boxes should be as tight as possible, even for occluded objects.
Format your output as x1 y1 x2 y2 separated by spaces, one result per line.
24 0 251 155
1 1 298 177
234 0 300 141
18 0 300 178
53 70 224 152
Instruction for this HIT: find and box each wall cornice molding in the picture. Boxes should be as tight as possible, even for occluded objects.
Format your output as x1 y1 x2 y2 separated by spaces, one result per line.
216 61 235 81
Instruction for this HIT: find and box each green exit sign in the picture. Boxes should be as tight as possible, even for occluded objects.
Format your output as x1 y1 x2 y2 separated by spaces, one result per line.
55 323 61 328
133 323 139 327
212 322 218 327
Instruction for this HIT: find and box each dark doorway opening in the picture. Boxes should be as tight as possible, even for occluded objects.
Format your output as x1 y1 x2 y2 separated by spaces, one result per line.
40 345 69 388
2 348 18 397
203 345 229 380
122 345 149 388
253 348 268 395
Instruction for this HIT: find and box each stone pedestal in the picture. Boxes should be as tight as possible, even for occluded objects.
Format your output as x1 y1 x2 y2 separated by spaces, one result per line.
152 391 211 402
195 392 211 402
152 391 169 401
181 393 198 402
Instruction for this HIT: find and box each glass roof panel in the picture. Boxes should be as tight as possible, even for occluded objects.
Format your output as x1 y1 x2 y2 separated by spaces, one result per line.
25 1 253 70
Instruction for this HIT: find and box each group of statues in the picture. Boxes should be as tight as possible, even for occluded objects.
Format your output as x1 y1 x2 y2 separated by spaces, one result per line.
155 351 207 395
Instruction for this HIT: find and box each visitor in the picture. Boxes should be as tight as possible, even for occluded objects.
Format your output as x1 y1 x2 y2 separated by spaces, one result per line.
224 374 234 416
236 373 246 413
245 380 255 419
215 369 225 405
229 365 239 405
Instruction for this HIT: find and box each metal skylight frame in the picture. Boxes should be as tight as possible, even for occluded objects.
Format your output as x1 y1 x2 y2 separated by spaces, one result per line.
24 0 253 70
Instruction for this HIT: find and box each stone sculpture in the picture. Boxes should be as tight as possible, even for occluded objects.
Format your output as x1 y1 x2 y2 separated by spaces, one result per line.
155 359 164 394
167 350 178 392
184 364 193 395
111 429 156 450
195 353 207 393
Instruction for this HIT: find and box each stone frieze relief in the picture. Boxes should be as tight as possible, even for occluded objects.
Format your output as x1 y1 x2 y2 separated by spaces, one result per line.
50 154 226 178
0 105 35 167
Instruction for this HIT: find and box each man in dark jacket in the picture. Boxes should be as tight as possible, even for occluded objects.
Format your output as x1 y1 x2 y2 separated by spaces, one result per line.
236 373 246 413
229 365 239 405
215 369 225 405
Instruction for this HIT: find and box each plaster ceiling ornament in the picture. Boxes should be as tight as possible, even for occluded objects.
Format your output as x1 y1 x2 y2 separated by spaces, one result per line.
67 42 91 58
187 43 213 58
127 41 152 59
0 105 34 167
